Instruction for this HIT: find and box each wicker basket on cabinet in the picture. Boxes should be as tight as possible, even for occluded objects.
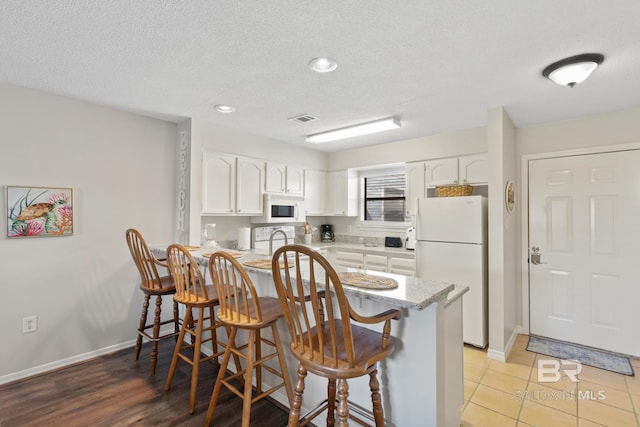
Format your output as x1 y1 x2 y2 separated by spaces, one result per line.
435 184 473 197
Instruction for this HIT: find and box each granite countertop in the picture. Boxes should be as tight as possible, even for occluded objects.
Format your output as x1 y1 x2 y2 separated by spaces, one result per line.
149 245 459 311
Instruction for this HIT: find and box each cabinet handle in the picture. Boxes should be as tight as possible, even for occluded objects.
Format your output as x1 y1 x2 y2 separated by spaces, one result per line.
454 179 458 184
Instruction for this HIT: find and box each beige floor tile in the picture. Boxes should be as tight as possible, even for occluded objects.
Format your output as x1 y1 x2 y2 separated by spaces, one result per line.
630 393 640 413
519 400 578 427
578 419 607 426
508 351 537 367
626 375 640 396
465 362 488 383
490 359 533 381
465 379 479 401
517 423 535 427
465 345 491 369
482 368 528 395
461 402 517 427
525 382 578 415
470 384 523 419
578 380 633 412
578 398 638 426
577 365 628 391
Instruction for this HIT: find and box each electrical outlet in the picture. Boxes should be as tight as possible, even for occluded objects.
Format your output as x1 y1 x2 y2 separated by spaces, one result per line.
23 316 37 334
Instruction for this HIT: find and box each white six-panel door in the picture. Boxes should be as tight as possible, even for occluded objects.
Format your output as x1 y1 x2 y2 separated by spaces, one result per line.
529 150 640 356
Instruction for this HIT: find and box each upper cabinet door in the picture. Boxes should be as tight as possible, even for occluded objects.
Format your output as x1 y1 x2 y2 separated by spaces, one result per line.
425 157 459 187
304 169 327 215
236 157 265 214
265 162 287 193
202 151 236 214
459 154 488 184
286 166 305 196
405 161 425 216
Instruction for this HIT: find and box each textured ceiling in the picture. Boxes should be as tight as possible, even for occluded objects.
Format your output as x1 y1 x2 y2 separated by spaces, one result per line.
2 1 640 152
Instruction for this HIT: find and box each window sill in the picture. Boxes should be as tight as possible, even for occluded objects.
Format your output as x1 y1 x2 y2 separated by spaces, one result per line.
358 221 411 232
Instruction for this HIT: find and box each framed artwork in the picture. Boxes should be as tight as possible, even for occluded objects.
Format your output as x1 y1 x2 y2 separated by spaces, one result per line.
505 180 515 214
6 186 73 238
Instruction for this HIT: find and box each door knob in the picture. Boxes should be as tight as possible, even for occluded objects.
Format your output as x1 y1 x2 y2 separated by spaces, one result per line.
530 246 547 265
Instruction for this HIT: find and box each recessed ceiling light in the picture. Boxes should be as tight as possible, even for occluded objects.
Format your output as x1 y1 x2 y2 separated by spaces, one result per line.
308 57 337 73
214 104 235 113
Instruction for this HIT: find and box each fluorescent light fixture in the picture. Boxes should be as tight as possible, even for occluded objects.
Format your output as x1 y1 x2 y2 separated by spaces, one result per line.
542 53 604 88
214 104 235 113
306 117 401 144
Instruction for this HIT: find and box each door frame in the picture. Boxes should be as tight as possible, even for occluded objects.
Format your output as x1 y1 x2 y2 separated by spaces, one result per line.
519 141 640 335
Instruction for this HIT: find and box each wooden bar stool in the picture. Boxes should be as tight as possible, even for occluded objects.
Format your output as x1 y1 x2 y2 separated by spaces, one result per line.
164 244 234 414
271 244 401 427
205 251 294 427
125 228 180 375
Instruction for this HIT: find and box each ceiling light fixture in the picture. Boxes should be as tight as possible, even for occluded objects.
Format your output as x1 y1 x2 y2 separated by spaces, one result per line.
308 57 337 73
542 53 604 88
214 104 235 113
306 117 401 144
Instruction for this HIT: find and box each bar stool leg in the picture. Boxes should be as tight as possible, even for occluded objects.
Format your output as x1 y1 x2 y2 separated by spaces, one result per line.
241 329 256 427
336 379 349 427
327 378 336 427
150 295 162 375
289 364 307 426
135 294 150 361
189 306 205 414
369 367 384 426
165 307 192 391
205 327 238 426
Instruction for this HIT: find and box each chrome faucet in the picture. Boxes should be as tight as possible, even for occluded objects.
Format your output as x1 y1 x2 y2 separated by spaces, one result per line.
269 229 288 256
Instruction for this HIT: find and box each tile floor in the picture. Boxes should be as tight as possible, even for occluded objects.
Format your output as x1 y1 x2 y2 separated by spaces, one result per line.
461 334 640 427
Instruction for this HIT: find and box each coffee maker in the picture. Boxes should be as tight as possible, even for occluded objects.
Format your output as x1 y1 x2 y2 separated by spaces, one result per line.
321 224 334 242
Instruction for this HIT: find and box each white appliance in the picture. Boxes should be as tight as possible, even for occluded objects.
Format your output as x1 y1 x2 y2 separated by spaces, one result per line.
405 226 416 250
251 194 305 224
416 196 488 348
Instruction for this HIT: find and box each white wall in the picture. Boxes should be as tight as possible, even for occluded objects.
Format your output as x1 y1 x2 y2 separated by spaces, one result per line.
0 84 177 382
327 126 487 170
487 108 518 361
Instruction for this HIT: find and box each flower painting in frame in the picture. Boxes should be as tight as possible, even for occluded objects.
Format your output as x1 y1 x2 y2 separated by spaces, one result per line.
6 186 73 238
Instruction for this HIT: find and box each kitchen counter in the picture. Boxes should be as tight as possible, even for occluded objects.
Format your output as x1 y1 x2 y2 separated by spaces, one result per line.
307 241 416 258
150 244 465 427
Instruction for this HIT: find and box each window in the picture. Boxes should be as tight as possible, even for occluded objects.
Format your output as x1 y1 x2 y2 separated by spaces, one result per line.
364 173 406 222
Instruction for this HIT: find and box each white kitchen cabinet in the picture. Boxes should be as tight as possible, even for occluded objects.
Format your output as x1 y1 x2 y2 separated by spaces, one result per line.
326 169 358 216
424 157 459 187
364 253 388 272
266 162 304 196
286 165 305 196
202 150 264 215
202 151 236 214
405 161 426 217
334 250 364 269
459 154 488 184
388 256 415 276
236 157 265 214
424 154 488 188
304 169 327 216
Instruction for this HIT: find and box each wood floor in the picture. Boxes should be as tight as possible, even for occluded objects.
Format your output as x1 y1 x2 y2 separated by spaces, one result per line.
0 339 290 427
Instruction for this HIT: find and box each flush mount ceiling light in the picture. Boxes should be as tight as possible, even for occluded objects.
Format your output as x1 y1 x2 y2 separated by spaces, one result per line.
308 57 337 73
542 53 604 88
214 104 235 113
306 117 401 144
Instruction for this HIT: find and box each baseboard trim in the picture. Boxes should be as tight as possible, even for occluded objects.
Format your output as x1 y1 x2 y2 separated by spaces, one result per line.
487 328 519 362
0 339 135 386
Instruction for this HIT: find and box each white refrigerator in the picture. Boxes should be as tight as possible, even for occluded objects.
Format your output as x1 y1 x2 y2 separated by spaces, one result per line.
416 196 488 348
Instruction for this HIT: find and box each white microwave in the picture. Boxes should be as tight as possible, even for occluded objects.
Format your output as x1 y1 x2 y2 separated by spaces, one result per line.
251 194 306 224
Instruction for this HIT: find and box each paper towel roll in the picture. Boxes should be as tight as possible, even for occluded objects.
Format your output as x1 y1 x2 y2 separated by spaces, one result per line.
238 227 251 250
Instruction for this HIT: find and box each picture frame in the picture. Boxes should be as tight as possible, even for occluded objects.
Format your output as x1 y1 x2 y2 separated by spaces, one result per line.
505 180 515 214
6 186 74 238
